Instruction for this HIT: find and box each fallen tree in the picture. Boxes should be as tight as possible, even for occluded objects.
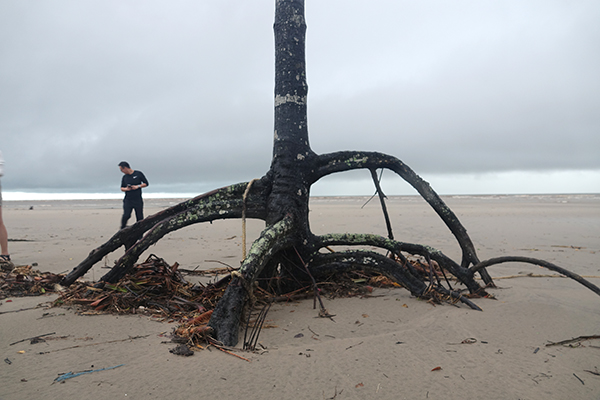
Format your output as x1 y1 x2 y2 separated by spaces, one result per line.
60 0 600 347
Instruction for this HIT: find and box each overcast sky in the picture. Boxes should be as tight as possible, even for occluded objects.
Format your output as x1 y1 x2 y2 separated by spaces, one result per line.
1 0 599 198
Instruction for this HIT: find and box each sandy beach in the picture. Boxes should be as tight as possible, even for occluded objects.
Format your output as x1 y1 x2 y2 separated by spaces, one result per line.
1 194 599 399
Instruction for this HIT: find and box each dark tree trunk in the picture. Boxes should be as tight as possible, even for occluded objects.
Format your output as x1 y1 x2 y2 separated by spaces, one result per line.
268 0 313 228
209 0 315 345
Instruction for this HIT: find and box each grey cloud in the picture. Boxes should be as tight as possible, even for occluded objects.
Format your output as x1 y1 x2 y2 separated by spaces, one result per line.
1 0 598 195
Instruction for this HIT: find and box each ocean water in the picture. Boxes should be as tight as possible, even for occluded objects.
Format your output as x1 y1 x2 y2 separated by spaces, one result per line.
2 192 198 202
3 193 598 211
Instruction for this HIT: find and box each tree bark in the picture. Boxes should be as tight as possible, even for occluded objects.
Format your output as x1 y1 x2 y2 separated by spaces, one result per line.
208 215 295 345
208 0 315 344
267 0 313 228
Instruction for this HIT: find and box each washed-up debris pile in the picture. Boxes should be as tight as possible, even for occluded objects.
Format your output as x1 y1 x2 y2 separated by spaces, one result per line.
0 264 62 300
2 252 451 353
0 255 426 304
55 254 227 321
52 255 233 350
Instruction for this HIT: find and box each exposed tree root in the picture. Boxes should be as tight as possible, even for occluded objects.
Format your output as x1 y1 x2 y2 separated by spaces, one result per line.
61 0 599 348
208 215 295 346
313 150 492 284
469 256 600 296
311 233 486 296
57 142 600 348
60 180 269 286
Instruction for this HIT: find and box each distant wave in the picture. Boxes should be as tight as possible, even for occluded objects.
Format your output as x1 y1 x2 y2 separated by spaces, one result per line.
3 192 198 201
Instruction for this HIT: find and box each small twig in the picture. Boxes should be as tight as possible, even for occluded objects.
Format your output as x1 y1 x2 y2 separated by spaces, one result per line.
203 260 235 269
369 168 394 240
584 369 600 376
345 341 363 350
546 335 600 347
10 332 56 346
424 254 438 288
493 274 600 280
292 247 334 319
122 284 141 298
0 306 40 315
242 178 259 259
243 302 271 351
361 193 377 209
212 344 251 362
259 285 312 302
573 373 585 385
39 334 151 354
325 386 340 399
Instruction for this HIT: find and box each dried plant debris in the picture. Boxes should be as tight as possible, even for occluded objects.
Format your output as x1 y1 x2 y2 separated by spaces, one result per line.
2 253 464 351
0 264 62 299
56 255 225 321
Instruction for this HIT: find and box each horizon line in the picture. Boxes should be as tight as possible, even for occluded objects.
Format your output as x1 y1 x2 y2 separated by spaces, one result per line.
3 191 598 202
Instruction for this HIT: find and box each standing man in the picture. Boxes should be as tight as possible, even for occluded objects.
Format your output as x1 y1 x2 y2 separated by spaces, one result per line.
118 161 149 229
0 150 13 270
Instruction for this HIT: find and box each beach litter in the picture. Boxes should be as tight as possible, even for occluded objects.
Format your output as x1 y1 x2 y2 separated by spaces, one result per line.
53 364 125 383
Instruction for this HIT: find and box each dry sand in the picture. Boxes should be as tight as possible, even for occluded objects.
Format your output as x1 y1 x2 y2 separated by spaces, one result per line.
1 194 599 399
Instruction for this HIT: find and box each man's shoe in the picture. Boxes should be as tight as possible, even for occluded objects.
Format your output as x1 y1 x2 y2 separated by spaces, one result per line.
0 255 14 271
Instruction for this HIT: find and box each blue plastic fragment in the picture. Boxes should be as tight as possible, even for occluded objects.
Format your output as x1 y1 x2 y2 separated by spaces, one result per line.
54 364 125 383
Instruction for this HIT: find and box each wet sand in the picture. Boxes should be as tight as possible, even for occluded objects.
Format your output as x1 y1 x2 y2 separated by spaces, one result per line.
1 194 599 399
